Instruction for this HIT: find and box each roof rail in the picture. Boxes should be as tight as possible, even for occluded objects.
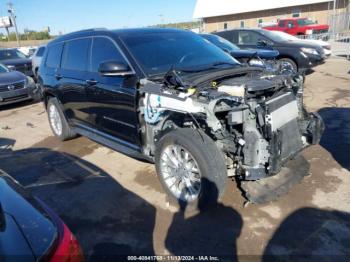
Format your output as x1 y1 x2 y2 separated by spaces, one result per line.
62 27 108 36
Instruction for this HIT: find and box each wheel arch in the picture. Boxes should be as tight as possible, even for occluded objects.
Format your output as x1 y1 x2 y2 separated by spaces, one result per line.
277 55 299 70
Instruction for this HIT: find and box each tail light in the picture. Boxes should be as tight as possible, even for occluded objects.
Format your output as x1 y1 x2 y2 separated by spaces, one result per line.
50 223 84 262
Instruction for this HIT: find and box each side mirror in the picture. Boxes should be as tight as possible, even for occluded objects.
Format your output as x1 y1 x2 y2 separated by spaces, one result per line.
222 48 230 54
98 61 132 76
257 39 268 47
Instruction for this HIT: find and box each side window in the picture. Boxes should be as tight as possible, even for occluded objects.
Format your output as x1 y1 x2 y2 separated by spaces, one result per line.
287 21 295 28
62 38 91 71
36 47 45 57
238 31 259 45
45 43 63 68
217 31 238 44
90 37 126 72
279 20 286 27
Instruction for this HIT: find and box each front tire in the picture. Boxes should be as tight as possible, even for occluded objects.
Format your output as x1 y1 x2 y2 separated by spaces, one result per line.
278 58 298 72
155 128 227 209
47 97 77 141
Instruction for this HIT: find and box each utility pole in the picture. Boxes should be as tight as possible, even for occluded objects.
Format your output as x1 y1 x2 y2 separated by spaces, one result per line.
7 1 20 46
332 0 337 36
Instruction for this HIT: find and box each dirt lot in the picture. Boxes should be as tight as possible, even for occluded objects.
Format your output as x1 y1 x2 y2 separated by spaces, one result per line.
1 57 350 261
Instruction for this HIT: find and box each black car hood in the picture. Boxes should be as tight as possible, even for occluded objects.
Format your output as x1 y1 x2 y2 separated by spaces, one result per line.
0 71 26 85
0 175 57 259
1 58 32 66
275 40 321 49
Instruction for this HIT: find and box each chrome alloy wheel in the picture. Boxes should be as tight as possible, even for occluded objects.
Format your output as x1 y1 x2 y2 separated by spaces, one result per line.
160 144 202 201
49 104 62 136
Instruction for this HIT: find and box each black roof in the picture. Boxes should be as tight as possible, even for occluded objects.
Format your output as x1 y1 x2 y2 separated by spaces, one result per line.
48 27 191 45
216 28 264 34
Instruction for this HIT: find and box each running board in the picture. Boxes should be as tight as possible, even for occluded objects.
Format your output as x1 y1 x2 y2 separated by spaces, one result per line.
239 155 310 204
73 125 153 163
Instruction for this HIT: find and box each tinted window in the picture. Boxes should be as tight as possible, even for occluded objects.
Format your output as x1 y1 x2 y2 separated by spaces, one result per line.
46 43 63 68
62 38 90 71
215 31 238 44
238 31 260 45
279 20 286 27
36 47 46 57
91 37 126 72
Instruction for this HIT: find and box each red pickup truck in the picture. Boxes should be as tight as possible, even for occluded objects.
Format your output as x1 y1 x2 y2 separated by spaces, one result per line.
263 18 329 35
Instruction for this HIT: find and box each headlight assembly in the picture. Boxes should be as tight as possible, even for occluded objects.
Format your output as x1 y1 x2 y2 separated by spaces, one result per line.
248 58 265 67
301 47 319 56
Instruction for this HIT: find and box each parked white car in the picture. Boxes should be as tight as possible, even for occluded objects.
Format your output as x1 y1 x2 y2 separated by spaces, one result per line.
31 45 46 79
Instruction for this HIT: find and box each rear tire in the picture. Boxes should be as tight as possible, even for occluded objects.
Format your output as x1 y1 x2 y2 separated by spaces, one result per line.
47 97 77 141
155 128 227 209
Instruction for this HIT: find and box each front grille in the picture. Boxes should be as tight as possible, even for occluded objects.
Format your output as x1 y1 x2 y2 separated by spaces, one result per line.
0 81 26 92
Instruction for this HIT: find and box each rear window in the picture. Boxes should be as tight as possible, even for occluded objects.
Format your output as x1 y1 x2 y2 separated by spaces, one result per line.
279 20 286 27
36 47 46 57
45 43 63 68
62 38 91 71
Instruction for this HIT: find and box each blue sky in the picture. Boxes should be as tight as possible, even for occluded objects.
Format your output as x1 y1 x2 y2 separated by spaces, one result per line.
0 0 197 35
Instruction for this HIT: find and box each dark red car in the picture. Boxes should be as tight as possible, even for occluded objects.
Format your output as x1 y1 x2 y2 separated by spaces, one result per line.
263 18 329 35
0 169 84 261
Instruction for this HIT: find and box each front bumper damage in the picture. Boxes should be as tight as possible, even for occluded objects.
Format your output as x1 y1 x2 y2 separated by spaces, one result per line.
140 67 324 203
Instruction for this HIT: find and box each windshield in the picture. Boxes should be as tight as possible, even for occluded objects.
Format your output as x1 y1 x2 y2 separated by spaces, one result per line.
201 34 240 52
297 19 316 26
0 49 27 60
121 31 240 76
0 63 9 73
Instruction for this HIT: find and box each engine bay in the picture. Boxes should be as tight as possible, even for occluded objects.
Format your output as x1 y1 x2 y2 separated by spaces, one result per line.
139 68 324 181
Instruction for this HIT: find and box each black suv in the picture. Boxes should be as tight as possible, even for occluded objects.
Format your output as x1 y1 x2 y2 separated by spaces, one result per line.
39 28 324 205
215 29 326 74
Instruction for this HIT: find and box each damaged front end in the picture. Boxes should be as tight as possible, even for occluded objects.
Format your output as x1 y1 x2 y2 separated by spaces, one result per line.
139 67 324 201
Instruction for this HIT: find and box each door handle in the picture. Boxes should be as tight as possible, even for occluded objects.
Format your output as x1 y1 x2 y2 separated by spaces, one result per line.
55 74 62 80
86 79 98 85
